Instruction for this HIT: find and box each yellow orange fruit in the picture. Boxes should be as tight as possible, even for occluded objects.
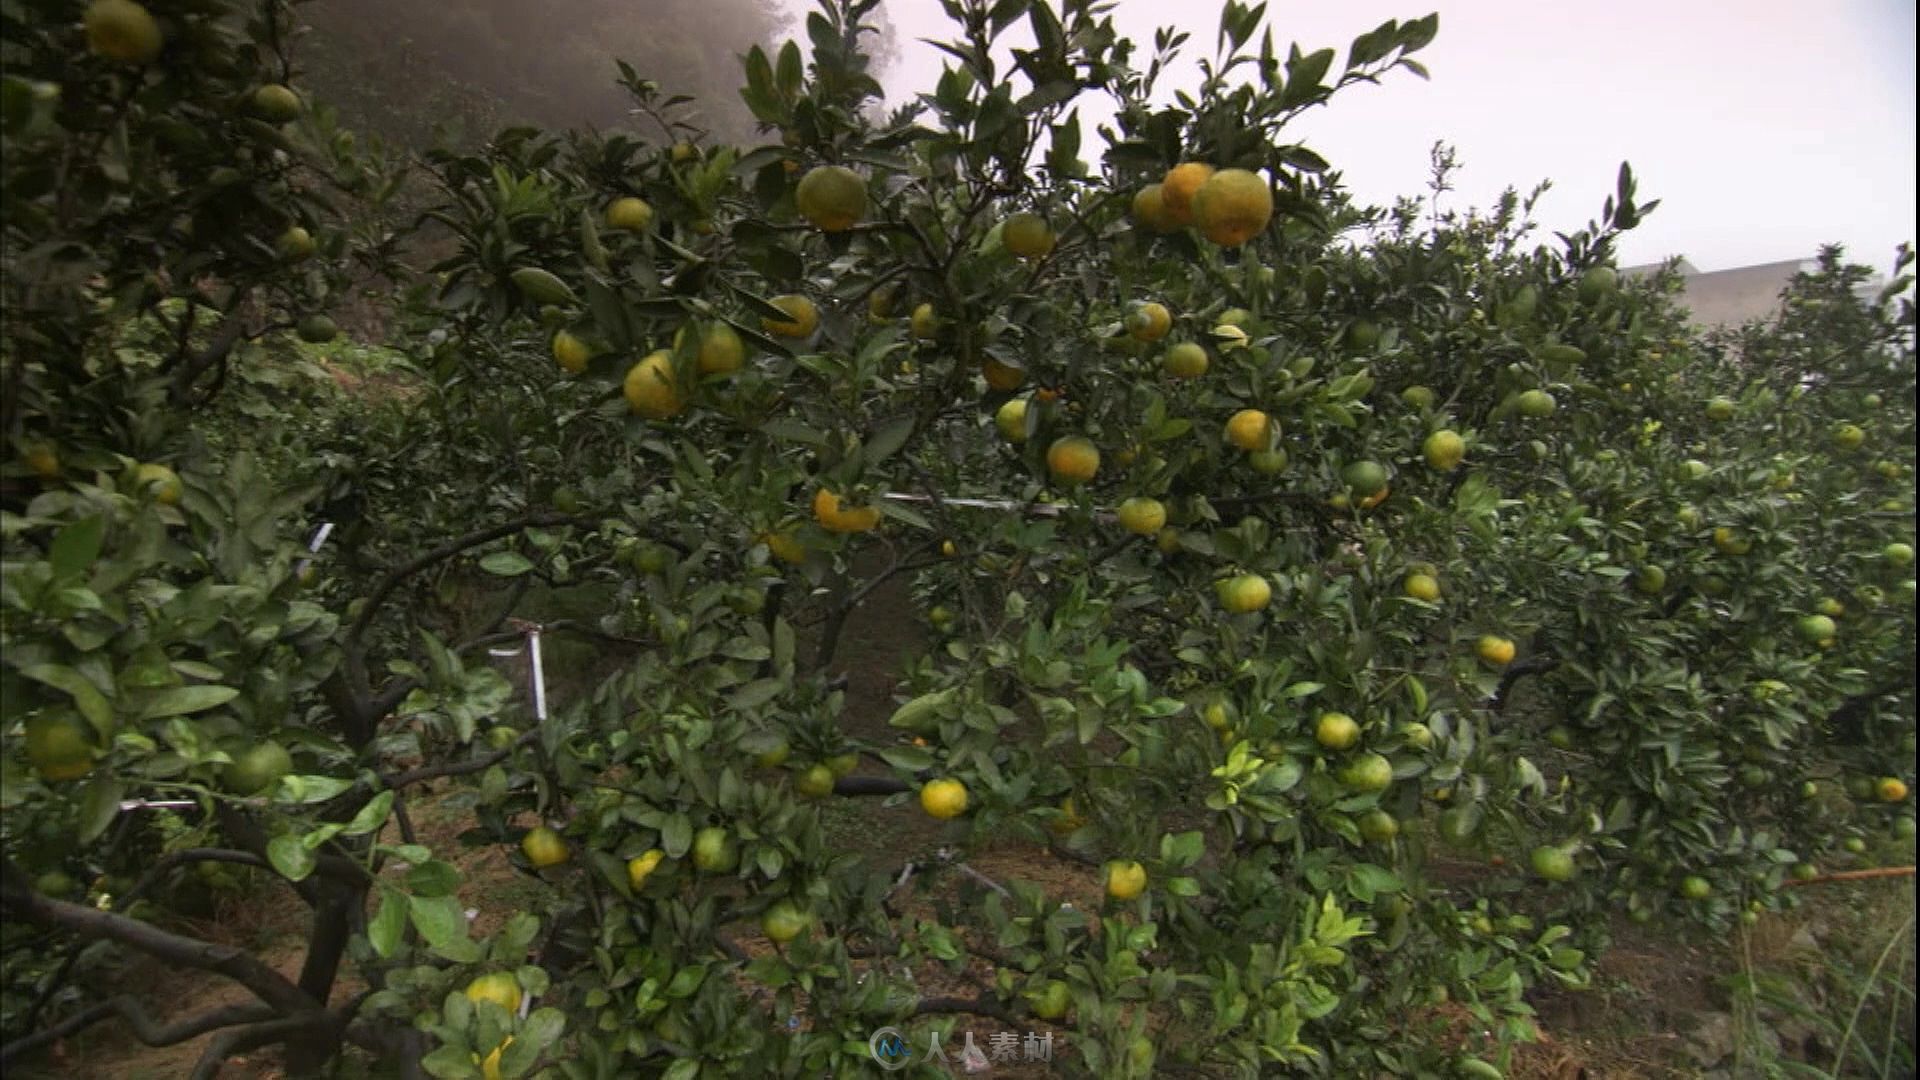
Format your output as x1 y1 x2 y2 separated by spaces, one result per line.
606 196 654 232
1002 212 1055 258
1163 342 1209 379
135 462 183 504
1217 573 1271 614
521 826 569 868
1046 436 1100 485
812 488 882 534
761 294 819 338
1476 635 1516 667
1125 301 1172 343
1190 168 1273 247
676 321 746 376
1423 429 1465 471
982 356 1026 391
84 0 163 63
623 350 683 419
1160 162 1217 226
1116 497 1167 536
920 778 968 819
1104 859 1148 901
1131 184 1178 233
25 714 95 782
1225 409 1273 451
794 165 867 231
465 972 522 1014
995 397 1031 442
552 330 591 374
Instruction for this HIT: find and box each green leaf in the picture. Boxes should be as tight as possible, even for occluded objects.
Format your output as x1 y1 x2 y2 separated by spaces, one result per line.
48 515 106 580
660 814 692 858
135 684 239 720
409 894 479 962
408 860 462 898
863 415 916 465
78 775 122 844
728 678 784 711
21 664 113 736
479 552 535 577
277 775 355 803
267 834 318 882
368 884 406 958
343 790 394 837
878 746 934 771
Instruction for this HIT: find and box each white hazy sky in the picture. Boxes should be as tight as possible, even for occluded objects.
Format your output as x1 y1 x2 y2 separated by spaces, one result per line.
776 0 1917 276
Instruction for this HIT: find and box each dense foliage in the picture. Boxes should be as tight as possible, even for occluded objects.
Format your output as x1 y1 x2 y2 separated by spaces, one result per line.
2 0 1913 1077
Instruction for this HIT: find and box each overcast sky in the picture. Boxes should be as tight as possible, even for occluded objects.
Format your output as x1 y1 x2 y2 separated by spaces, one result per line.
790 0 1917 277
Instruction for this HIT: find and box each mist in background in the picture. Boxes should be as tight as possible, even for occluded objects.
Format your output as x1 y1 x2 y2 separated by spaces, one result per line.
290 0 1915 278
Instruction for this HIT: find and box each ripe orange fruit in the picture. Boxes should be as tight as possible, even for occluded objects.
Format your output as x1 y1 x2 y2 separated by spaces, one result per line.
920 778 968 819
84 0 163 63
812 489 881 533
795 165 867 231
623 351 683 418
1217 573 1271 614
1116 497 1167 536
627 849 666 890
1125 301 1172 343
1002 212 1055 258
762 295 819 338
606 196 654 232
995 398 1031 442
1224 409 1273 451
1046 436 1100 485
1131 184 1178 233
675 322 746 376
135 462 183 504
1190 168 1273 247
1476 635 1516 666
1163 342 1209 379
1314 712 1361 750
1404 573 1441 602
1104 859 1148 900
982 356 1026 391
1878 777 1909 803
1159 162 1217 225
911 302 940 341
521 826 569 868
757 529 807 565
552 330 591 374
25 714 95 782
1423 430 1465 470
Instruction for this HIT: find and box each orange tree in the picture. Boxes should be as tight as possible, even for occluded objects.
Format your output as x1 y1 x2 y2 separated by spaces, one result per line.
3 0 1915 1076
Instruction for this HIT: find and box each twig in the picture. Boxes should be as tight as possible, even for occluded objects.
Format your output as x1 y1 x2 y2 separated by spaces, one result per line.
1784 865 1915 888
0 999 276 1066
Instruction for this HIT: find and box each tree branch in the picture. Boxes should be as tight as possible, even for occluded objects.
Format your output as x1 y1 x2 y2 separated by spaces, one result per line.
0 999 277 1066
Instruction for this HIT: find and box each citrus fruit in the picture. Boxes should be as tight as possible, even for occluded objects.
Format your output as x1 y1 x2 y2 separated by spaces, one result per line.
981 356 1025 390
867 285 897 323
761 900 810 944
1357 809 1399 844
1249 448 1288 474
1530 845 1575 882
910 302 939 341
1046 436 1100 485
758 530 806 565
1342 460 1389 498
552 330 591 374
676 321 746 376
920 778 968 819
1125 301 1172 343
1217 573 1271 614
1816 596 1845 618
1878 777 1909 803
1027 979 1071 1020
23 445 60 479
1104 859 1148 901
135 462 183 504
1475 635 1516 666
223 741 292 795
623 350 683 419
1832 423 1865 450
794 165 867 231
1190 168 1273 246
753 738 791 769
1340 751 1394 793
1155 526 1181 555
1131 183 1178 233
1790 862 1820 882
1704 397 1736 421
1423 430 1465 471
1163 341 1209 379
25 714 95 782
1402 385 1436 409
794 763 836 798
485 726 519 751
812 488 881 533
1711 527 1751 556
827 752 860 777
1224 409 1272 451
626 849 665 890
1843 836 1868 855
1795 614 1836 644
1515 389 1557 418
84 0 163 63
995 398 1031 442
465 972 522 1014
277 226 315 262
1578 266 1618 302
691 827 736 873
1633 565 1667 595
1886 542 1915 567
1403 573 1441 602
1678 875 1712 900
606 196 654 232
1315 711 1361 750
1116 497 1166 536
250 84 301 122
671 141 698 162
1159 162 1217 225
761 294 818 338
521 826 569 868
1002 212 1055 258
1400 721 1435 750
